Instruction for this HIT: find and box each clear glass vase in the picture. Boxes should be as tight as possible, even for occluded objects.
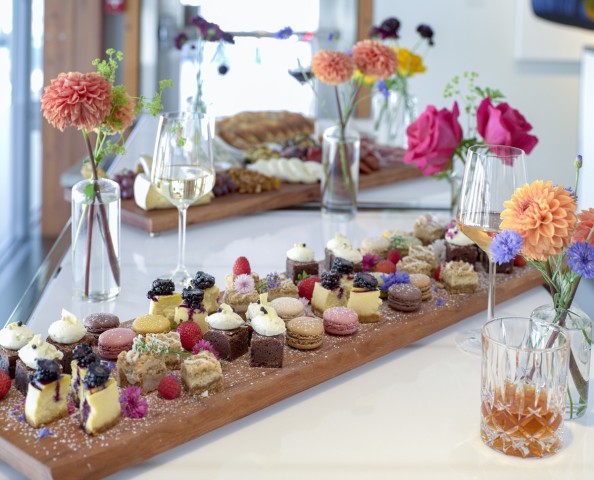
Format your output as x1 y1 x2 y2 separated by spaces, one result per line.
372 89 417 147
531 304 592 420
71 178 121 302
321 125 360 220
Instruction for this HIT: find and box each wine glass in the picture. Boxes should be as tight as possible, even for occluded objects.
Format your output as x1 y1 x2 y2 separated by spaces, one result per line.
151 111 215 288
455 145 527 354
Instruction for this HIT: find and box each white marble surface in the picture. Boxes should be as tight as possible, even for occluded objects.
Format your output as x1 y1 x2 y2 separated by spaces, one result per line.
2 208 593 480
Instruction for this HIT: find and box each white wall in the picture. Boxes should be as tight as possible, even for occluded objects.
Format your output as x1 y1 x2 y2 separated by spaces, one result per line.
374 0 583 187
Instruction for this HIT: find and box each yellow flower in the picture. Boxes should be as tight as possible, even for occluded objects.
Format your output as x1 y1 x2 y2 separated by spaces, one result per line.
354 69 377 87
396 48 426 77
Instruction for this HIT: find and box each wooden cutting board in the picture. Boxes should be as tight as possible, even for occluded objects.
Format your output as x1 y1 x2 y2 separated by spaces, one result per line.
122 162 423 233
0 267 543 480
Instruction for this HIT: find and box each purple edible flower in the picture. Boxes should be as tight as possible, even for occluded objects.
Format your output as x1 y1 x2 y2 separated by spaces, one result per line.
567 241 594 279
120 386 148 419
436 298 445 307
491 230 523 265
379 270 410 291
190 15 235 44
266 272 282 290
376 80 389 99
416 24 434 45
362 253 381 272
37 427 53 440
174 32 188 50
192 340 220 360
275 26 293 39
16 413 25 422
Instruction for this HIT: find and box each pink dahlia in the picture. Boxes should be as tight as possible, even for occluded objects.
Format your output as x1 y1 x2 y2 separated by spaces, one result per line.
351 40 397 80
311 50 355 85
41 71 113 132
103 90 136 134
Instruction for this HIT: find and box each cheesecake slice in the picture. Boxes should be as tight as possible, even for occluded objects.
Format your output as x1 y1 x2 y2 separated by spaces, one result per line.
147 278 182 326
81 363 121 435
347 273 382 323
311 271 347 317
25 359 71 428
173 286 209 332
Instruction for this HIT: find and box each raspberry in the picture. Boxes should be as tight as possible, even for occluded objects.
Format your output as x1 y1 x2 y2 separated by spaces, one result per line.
0 370 10 400
434 265 442 281
297 276 320 301
232 256 251 275
387 249 401 264
374 260 396 274
514 255 527 267
158 376 181 400
176 321 202 351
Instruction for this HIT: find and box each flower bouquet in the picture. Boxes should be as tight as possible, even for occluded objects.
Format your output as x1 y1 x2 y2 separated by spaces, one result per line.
491 156 594 418
41 49 170 301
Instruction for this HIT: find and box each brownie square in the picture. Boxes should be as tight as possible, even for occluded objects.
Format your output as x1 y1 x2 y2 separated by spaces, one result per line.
445 241 479 265
14 359 33 396
46 333 96 374
480 253 513 274
0 346 19 378
286 258 319 283
250 332 284 368
324 247 335 271
203 326 249 361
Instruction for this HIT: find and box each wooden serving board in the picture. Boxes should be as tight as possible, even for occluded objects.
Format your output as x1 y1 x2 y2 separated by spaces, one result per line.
0 267 543 480
122 162 423 233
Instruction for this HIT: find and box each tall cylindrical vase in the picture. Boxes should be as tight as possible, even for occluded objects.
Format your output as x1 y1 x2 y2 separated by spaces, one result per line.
531 304 592 420
71 178 121 302
372 90 417 147
321 125 360 220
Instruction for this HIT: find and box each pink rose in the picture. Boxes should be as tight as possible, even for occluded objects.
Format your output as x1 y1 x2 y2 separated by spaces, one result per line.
404 102 463 176
476 97 538 154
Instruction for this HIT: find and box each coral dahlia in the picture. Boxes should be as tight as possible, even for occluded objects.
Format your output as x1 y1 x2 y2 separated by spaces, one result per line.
351 39 397 80
311 50 354 85
573 208 594 245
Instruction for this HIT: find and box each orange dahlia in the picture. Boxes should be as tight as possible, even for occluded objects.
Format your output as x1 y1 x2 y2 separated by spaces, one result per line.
311 50 354 85
41 72 113 132
351 39 397 80
573 208 594 245
500 180 577 260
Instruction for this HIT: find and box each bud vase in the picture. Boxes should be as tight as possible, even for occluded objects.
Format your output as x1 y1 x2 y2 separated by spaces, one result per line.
531 304 592 419
321 125 360 220
71 178 121 302
372 90 417 147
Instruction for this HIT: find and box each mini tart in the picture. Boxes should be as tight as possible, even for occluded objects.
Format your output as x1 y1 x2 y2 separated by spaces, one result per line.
25 374 71 428
148 293 182 325
310 283 347 317
347 287 382 323
80 378 121 435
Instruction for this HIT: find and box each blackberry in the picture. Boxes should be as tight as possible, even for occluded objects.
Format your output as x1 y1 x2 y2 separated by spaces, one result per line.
84 362 110 388
321 271 341 290
72 344 93 362
218 64 229 75
147 278 175 299
78 352 99 369
353 272 378 290
332 257 354 275
182 287 204 308
192 271 215 289
33 359 61 383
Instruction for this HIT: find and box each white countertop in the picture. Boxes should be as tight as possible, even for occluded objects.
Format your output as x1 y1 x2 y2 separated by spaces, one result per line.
2 206 593 480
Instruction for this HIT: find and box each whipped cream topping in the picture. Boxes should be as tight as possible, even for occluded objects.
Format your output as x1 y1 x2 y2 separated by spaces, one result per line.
361 236 390 253
326 232 351 251
333 244 363 264
48 309 87 344
445 224 474 246
287 242 315 262
0 322 34 350
19 334 63 369
251 306 286 336
247 158 322 184
207 304 245 330
247 293 270 321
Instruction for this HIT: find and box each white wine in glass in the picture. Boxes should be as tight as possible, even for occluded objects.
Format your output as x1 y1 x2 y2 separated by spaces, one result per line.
151 111 215 288
455 145 526 354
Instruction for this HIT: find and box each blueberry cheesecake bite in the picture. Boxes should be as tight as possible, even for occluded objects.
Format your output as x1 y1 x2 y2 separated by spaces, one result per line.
174 286 208 333
286 242 319 283
25 359 71 428
311 271 347 317
332 257 356 298
80 362 121 435
147 279 182 325
15 334 64 395
70 344 98 406
0 321 34 378
46 309 94 374
347 272 382 323
191 271 220 314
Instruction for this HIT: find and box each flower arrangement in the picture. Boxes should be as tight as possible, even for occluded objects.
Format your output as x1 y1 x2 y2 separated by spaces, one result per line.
41 49 171 298
174 15 234 113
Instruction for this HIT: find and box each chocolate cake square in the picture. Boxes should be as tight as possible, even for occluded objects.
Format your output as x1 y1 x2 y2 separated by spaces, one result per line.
46 333 96 375
445 241 479 265
480 252 513 274
14 359 33 395
286 258 319 283
203 326 249 361
250 332 284 368
0 346 19 378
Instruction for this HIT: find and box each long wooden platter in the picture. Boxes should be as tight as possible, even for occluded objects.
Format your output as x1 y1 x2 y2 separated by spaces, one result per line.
0 267 543 480
122 161 422 233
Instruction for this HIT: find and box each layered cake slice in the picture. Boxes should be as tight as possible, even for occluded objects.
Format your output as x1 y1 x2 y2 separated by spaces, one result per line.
440 261 479 294
191 271 220 314
204 304 249 361
311 271 347 317
286 242 319 282
147 279 182 326
46 309 95 374
25 359 71 428
174 287 208 333
181 350 224 396
347 273 382 323
80 363 121 435
0 321 34 378
116 340 168 394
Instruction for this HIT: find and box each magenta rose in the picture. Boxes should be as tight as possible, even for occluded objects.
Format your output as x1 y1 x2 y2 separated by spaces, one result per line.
476 97 538 154
404 102 463 176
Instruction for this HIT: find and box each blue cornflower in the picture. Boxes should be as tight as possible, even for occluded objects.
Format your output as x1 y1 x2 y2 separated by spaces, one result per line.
491 230 523 265
567 242 594 279
275 26 293 39
436 298 445 307
377 80 389 98
564 186 577 201
37 427 53 441
379 271 410 291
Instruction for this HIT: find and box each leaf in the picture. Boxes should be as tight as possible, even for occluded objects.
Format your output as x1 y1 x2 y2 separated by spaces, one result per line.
83 182 96 202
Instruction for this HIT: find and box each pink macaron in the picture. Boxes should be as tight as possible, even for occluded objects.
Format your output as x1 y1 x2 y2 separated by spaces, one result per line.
323 306 359 335
98 327 137 360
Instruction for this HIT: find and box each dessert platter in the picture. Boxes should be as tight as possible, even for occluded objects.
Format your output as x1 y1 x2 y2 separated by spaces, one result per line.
0 218 544 480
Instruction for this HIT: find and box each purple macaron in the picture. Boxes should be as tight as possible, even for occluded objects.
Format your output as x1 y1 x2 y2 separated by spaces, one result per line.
83 312 120 335
323 307 359 335
98 327 136 360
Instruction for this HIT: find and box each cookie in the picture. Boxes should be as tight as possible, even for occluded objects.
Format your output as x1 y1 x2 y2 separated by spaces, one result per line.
387 283 422 312
286 316 324 350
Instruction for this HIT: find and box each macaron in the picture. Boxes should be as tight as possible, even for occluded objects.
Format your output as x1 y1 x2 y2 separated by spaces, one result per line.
98 327 136 360
408 274 432 301
388 283 422 312
269 297 305 321
83 312 120 335
286 316 324 350
132 314 170 334
323 306 359 336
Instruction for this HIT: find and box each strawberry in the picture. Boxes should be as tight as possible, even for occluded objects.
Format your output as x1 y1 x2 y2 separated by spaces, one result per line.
386 249 401 265
232 256 251 275
297 276 320 301
158 376 181 400
514 255 527 267
176 321 202 351
434 265 442 282
374 260 396 274
0 370 11 400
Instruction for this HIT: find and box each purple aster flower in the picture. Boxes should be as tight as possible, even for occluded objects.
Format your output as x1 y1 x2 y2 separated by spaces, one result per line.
120 386 148 419
275 26 293 39
174 32 188 50
362 253 381 272
491 230 523 265
567 242 594 279
192 340 220 360
37 427 53 440
376 80 389 99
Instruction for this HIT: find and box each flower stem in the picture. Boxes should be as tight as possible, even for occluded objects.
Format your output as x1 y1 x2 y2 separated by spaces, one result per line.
84 203 94 297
